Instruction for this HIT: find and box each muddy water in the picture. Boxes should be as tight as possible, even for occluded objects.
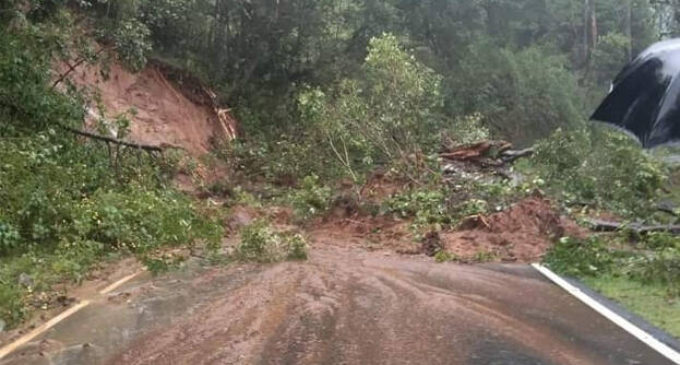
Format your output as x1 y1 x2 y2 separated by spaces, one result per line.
1 247 673 365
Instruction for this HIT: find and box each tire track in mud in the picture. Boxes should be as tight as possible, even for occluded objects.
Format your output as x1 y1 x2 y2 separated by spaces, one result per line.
108 248 672 365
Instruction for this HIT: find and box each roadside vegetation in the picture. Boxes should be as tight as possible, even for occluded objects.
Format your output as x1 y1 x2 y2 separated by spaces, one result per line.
2 0 680 339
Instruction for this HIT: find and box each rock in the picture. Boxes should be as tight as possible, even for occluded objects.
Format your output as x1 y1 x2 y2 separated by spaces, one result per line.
18 273 33 288
0 319 5 332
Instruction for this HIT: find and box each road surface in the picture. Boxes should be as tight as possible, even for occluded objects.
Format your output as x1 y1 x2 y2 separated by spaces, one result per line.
0 247 676 365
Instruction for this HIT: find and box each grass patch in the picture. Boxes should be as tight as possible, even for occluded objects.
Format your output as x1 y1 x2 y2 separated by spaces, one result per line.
584 275 680 339
545 234 680 340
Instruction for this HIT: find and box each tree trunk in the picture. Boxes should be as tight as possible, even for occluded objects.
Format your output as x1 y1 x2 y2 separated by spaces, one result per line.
625 0 632 60
590 0 598 51
584 0 590 64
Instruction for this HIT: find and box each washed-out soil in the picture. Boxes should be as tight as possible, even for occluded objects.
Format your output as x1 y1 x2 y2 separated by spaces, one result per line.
55 59 235 155
440 197 586 263
308 197 584 264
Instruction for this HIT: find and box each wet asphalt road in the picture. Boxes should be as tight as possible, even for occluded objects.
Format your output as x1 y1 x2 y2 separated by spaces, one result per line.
0 247 676 365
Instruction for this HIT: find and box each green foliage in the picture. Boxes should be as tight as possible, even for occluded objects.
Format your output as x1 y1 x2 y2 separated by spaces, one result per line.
626 234 680 293
236 221 308 263
0 222 20 254
448 43 584 145
288 175 332 220
0 30 82 133
142 253 187 275
590 32 632 86
546 233 680 295
221 136 337 184
109 19 152 72
298 33 447 178
447 113 490 146
434 250 458 263
66 189 222 254
383 189 451 228
544 236 618 277
473 250 498 263
286 234 309 261
532 127 667 217
0 13 222 328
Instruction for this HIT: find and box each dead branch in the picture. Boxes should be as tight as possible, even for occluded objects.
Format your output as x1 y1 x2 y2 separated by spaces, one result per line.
51 47 109 91
585 218 680 235
59 124 163 152
440 140 533 168
440 141 512 161
657 201 679 217
500 148 534 163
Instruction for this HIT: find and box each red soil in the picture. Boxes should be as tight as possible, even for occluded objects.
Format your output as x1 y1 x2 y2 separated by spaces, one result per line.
56 60 236 155
442 198 586 263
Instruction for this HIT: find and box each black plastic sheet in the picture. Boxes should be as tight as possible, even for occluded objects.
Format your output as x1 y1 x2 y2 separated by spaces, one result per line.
591 39 680 148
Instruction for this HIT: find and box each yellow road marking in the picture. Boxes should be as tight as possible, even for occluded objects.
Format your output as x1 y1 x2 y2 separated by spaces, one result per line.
99 271 143 295
0 300 91 360
0 269 144 360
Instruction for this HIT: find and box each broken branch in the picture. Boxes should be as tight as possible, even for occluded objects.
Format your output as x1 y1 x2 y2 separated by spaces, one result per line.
585 218 680 235
58 124 163 152
51 47 108 90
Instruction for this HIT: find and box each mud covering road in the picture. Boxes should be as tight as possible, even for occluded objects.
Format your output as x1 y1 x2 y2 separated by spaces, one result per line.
0 247 674 365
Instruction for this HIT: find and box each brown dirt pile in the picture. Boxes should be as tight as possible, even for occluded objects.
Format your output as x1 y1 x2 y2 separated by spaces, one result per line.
55 60 236 155
309 215 416 254
442 197 585 263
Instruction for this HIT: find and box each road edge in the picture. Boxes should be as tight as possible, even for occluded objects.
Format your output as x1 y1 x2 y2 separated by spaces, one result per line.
532 263 680 364
0 270 144 361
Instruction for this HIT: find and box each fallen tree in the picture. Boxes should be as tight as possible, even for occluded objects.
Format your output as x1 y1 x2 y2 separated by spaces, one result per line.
440 140 534 167
59 124 163 152
585 218 680 235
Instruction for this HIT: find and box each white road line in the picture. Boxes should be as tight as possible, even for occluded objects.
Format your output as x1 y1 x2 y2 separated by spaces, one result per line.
532 263 680 364
0 300 91 360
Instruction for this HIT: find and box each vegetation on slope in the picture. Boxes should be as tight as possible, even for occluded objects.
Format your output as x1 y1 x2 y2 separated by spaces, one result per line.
1 0 680 336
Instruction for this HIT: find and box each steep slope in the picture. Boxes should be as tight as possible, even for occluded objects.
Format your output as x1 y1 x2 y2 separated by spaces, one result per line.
56 60 237 155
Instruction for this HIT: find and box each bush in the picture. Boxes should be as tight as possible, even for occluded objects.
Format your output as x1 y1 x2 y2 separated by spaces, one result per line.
384 189 450 224
217 136 339 186
626 248 680 294
286 234 309 261
288 175 332 220
109 19 152 71
544 236 619 277
236 221 308 263
447 113 490 146
298 33 448 179
546 233 680 295
0 19 221 328
531 127 667 217
625 233 680 293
